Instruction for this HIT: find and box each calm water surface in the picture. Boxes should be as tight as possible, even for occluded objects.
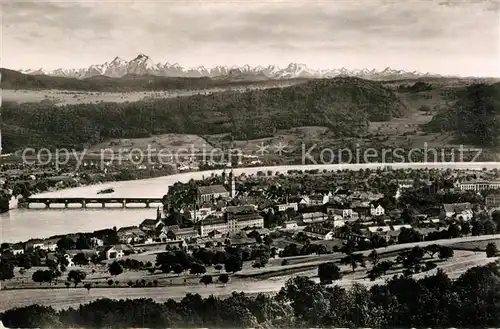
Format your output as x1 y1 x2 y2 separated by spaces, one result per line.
1 208 158 243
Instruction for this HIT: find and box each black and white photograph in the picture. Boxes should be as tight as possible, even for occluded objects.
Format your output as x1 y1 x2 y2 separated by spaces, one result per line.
0 0 500 327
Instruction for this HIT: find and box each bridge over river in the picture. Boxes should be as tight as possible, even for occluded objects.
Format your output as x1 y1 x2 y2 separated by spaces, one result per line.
21 197 163 209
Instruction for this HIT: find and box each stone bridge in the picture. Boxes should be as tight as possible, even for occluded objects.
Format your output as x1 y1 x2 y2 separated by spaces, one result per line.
23 197 163 209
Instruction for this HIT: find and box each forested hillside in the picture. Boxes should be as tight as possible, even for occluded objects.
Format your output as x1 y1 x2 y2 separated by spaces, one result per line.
1 78 406 151
424 83 500 147
0 68 292 92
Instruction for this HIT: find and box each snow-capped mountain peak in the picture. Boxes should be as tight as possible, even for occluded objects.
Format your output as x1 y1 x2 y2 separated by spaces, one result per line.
15 54 442 80
110 56 127 65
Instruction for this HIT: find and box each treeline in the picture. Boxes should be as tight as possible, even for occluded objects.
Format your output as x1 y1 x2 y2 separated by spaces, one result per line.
2 78 407 151
0 68 282 92
2 261 500 328
424 83 500 147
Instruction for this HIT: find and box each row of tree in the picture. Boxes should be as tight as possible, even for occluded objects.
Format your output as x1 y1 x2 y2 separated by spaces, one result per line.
2 261 500 328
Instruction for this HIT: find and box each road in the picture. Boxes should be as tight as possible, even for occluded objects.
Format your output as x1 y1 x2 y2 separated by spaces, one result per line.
0 234 498 312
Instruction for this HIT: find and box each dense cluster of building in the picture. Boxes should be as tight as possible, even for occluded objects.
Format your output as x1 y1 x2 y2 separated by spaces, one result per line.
4 168 500 266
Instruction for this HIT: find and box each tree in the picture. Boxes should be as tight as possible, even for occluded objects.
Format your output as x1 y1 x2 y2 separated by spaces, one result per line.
438 246 454 260
90 254 101 265
398 227 423 244
367 260 394 281
107 279 114 286
340 253 366 273
75 235 91 250
160 263 171 274
263 235 273 245
224 254 243 273
32 270 47 285
108 261 123 276
57 237 75 251
218 273 229 286
472 220 485 236
486 242 498 257
492 210 500 232
32 269 56 285
83 283 92 294
368 249 379 265
200 274 213 286
461 222 471 235
398 246 424 274
214 264 223 271
0 259 15 281
424 244 441 258
172 263 184 275
484 220 497 235
447 223 461 238
317 262 341 284
190 263 206 275
0 191 10 214
72 253 89 266
67 270 86 287
46 259 58 271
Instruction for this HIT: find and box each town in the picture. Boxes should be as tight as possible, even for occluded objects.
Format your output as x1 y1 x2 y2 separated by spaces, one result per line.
1 167 499 292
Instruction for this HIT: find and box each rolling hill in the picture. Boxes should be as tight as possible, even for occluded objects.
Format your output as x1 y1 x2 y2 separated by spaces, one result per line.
0 68 301 92
1 78 407 151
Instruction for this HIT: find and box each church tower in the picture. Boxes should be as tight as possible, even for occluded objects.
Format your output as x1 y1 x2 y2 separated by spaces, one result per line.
229 169 236 198
156 206 162 220
221 169 227 184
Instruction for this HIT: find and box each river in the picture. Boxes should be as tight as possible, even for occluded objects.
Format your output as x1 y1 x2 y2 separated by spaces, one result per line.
1 162 498 243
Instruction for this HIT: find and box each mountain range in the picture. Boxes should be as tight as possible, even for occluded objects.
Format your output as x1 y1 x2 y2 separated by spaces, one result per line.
18 53 444 81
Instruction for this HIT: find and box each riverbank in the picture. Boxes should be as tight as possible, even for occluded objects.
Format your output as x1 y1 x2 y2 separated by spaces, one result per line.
31 162 500 199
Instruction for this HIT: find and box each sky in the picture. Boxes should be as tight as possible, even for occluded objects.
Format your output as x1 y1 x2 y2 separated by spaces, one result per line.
1 0 500 77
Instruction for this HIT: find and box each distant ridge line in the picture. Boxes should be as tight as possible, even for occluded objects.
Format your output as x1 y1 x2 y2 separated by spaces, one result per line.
16 53 451 81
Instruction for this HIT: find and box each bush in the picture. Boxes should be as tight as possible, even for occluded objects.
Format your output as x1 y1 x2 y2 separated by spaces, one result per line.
486 243 498 258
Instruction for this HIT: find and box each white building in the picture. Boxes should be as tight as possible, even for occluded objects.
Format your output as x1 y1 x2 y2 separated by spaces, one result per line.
276 202 298 212
441 203 473 220
282 220 299 230
457 180 500 192
11 244 24 255
303 225 335 240
103 245 134 260
309 194 330 206
198 185 230 202
40 238 59 252
190 207 216 222
199 206 264 237
370 204 385 217
327 207 353 219
302 212 328 224
25 239 44 250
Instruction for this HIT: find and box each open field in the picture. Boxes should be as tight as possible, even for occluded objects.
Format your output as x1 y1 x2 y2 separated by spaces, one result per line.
2 81 298 106
449 238 500 251
87 134 215 154
2 89 220 105
0 249 496 312
1 236 499 312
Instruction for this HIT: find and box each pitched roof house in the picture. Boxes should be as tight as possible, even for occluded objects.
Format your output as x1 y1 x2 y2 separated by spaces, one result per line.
441 202 473 220
117 226 147 243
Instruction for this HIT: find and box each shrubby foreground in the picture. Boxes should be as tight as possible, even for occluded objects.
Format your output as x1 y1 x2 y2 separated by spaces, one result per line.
1 261 500 328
